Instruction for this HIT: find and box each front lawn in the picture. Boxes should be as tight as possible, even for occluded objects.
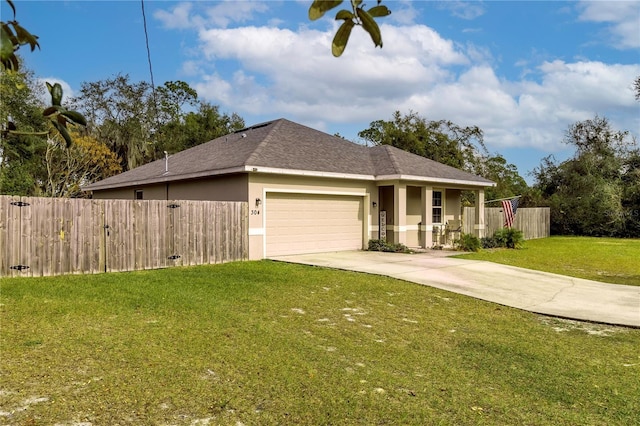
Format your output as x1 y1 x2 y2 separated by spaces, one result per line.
1 261 638 425
456 236 640 286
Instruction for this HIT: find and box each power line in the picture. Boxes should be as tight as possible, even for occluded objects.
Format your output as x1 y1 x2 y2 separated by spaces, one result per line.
140 0 158 118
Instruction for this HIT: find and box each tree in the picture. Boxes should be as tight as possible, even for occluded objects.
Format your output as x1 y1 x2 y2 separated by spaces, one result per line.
621 148 640 235
73 74 156 171
358 111 487 170
44 131 121 198
155 80 198 124
634 76 640 101
531 115 639 237
308 0 391 57
0 66 48 195
73 75 246 171
155 102 244 156
473 154 528 203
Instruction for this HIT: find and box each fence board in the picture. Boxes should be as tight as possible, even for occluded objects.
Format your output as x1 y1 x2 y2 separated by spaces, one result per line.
463 207 550 240
0 195 248 277
0 196 21 277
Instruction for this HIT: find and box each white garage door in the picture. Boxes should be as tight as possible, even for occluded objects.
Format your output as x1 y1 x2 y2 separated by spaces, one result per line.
265 193 364 257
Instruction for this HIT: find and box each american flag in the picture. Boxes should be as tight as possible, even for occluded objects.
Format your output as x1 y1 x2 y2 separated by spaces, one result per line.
502 197 519 228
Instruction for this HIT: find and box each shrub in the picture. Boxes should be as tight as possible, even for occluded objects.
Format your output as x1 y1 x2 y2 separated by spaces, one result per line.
492 228 524 249
481 235 499 249
456 233 481 252
367 239 412 253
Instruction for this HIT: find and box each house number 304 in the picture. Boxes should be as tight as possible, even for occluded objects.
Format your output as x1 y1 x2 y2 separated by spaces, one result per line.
251 210 260 215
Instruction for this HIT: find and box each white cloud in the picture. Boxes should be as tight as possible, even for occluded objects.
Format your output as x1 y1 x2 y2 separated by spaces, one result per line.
154 0 269 30
153 4 639 160
577 1 640 49
439 1 486 20
203 0 269 28
193 23 468 124
388 0 420 25
154 2 195 29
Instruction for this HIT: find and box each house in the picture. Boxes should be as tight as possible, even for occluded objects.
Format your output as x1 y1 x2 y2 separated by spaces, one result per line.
83 118 494 260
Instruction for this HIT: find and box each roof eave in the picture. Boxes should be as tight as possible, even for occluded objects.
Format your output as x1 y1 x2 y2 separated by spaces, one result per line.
243 165 376 181
374 174 495 187
82 166 247 191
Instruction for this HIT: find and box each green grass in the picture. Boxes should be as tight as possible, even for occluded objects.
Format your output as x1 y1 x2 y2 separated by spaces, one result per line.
1 261 639 425
455 236 640 286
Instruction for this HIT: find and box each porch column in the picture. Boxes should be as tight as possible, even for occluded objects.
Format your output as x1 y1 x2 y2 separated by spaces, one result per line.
393 183 407 245
474 189 485 238
420 186 433 248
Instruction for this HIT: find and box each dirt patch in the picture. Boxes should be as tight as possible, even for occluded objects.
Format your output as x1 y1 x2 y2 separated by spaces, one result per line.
539 317 628 336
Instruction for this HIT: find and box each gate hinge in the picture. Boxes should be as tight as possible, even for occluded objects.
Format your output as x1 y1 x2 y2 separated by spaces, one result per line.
168 255 181 260
167 204 181 209
10 265 30 271
10 201 30 207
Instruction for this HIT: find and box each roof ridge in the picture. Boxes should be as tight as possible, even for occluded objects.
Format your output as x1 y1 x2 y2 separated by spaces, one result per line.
244 118 283 165
384 145 402 175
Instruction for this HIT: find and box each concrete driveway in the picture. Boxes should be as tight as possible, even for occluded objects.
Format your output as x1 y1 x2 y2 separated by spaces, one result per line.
270 250 640 328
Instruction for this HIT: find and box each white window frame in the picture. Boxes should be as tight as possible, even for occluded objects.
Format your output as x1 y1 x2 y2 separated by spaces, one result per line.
432 190 443 224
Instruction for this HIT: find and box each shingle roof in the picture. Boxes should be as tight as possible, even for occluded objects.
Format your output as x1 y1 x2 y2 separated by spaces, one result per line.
83 118 493 191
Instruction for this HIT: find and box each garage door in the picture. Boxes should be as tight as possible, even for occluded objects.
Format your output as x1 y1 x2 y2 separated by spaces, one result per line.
265 193 364 257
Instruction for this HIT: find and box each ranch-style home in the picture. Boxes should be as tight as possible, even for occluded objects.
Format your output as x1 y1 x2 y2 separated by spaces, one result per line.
83 118 494 260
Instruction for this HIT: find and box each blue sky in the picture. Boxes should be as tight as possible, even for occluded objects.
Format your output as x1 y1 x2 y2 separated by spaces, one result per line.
4 1 639 182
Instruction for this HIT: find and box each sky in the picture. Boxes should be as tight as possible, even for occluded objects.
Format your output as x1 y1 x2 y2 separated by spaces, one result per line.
4 0 639 182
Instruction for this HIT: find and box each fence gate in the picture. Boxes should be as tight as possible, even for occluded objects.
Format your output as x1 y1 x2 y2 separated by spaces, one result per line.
0 196 28 276
0 196 248 277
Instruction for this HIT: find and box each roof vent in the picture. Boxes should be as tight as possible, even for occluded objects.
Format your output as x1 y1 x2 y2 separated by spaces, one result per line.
233 121 273 134
241 133 247 138
163 151 169 174
248 122 271 130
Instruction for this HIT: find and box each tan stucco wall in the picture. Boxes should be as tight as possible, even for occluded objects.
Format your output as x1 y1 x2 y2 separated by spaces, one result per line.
90 175 248 201
168 175 248 201
247 173 378 260
445 189 462 223
406 186 422 247
91 184 167 200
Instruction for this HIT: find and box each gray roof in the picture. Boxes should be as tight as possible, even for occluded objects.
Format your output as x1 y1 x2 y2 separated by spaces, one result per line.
83 118 494 191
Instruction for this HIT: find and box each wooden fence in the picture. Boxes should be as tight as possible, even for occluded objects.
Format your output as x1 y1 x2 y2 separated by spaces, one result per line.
463 207 550 240
0 196 248 278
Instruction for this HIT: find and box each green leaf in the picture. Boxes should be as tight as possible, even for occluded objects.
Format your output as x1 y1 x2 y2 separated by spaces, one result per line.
1 25 14 62
56 114 68 128
52 120 73 147
61 110 87 126
367 5 391 18
7 0 16 19
356 7 382 48
42 106 63 117
335 9 354 21
309 0 343 21
6 53 18 71
1 22 18 46
48 82 63 106
12 22 39 51
332 20 355 57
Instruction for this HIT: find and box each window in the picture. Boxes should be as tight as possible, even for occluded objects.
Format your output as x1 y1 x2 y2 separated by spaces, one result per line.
134 190 143 200
432 191 442 223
